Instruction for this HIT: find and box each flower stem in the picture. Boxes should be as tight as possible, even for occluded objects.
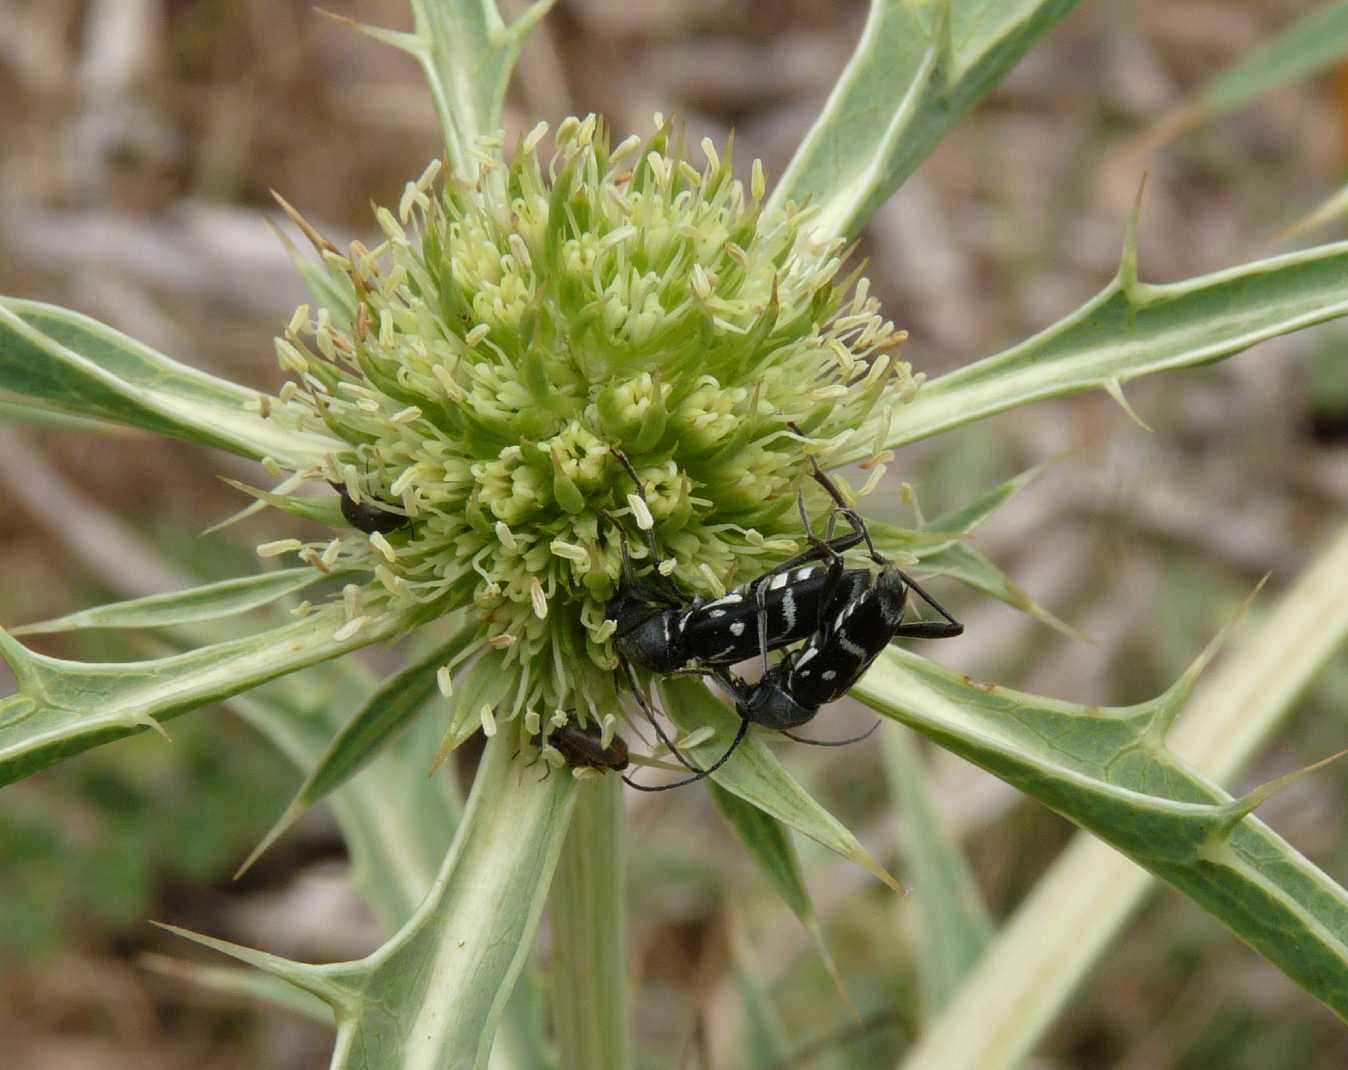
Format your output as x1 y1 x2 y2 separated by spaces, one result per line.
549 773 630 1070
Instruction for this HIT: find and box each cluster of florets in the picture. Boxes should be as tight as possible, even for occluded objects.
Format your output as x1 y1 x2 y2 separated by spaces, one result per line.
255 114 918 734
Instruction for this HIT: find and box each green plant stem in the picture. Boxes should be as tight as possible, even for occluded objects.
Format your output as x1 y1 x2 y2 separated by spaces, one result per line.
897 519 1348 1070
342 732 577 1070
549 774 630 1070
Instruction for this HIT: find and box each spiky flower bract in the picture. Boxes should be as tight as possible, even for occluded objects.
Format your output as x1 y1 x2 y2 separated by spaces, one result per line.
255 114 918 760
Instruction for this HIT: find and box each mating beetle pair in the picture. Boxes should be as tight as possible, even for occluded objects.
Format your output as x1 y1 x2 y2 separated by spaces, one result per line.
604 449 963 790
327 448 963 789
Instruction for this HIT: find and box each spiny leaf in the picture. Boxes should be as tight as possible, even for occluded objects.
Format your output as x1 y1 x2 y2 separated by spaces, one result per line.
228 679 460 935
659 677 904 895
219 477 346 528
897 520 1348 1070
918 540 1079 640
164 735 577 1070
139 952 333 1024
1277 177 1348 245
0 603 426 788
11 568 335 636
202 472 309 535
226 659 562 1067
0 299 335 468
341 0 558 180
266 215 357 328
872 238 1348 452
238 627 480 878
856 642 1348 1021
709 780 855 1018
875 461 1079 637
152 922 356 1010
922 459 1056 537
771 0 1082 241
710 781 815 921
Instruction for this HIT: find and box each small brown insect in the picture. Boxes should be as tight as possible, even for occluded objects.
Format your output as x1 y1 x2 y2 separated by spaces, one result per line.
329 482 409 535
546 721 629 773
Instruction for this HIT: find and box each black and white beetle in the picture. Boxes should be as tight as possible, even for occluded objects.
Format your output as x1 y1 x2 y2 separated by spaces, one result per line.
721 561 961 729
605 450 876 676
606 533 870 672
329 480 409 535
616 450 964 791
603 451 875 777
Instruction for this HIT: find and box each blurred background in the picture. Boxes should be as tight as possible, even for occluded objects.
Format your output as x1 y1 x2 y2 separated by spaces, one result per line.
1 1 1346 1067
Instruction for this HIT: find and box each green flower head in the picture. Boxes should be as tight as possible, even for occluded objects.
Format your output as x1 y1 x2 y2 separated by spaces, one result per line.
257 114 919 752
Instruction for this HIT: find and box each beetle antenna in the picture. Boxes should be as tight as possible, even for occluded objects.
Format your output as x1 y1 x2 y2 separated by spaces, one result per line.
787 421 886 566
780 721 882 747
612 448 663 565
621 717 749 792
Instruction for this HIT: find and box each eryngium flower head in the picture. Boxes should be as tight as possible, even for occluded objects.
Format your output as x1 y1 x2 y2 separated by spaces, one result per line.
258 114 919 749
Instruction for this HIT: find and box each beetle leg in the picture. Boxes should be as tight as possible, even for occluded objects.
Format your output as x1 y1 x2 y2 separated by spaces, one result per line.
893 567 963 638
618 653 707 775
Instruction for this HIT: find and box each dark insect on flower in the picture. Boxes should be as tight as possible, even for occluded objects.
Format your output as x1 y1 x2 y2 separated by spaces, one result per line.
619 453 963 791
605 448 870 686
329 481 410 535
545 719 630 774
607 533 876 674
606 527 879 782
716 562 961 733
